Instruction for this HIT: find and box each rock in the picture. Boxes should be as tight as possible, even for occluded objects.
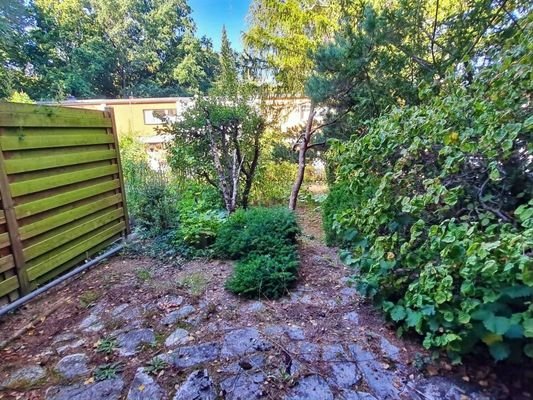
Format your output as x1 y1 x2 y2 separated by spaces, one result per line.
221 328 271 357
322 344 360 389
222 354 266 374
53 334 86 355
157 295 184 310
78 313 103 333
173 370 216 400
342 311 360 325
127 368 164 400
336 390 378 400
244 301 265 313
220 372 265 400
412 377 490 400
263 325 285 337
45 378 124 400
0 365 47 389
165 328 190 347
53 333 78 344
116 329 155 356
379 337 401 363
111 304 142 326
55 354 89 379
166 342 221 368
285 326 306 340
285 375 333 400
288 341 320 362
161 305 196 325
349 344 401 400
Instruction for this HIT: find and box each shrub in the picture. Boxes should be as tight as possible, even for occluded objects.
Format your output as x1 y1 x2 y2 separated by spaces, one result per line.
327 26 532 362
215 207 300 259
322 182 358 246
175 184 226 249
225 250 299 299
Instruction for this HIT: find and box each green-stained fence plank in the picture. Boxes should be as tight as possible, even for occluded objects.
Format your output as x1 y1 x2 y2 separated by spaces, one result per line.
24 208 124 261
1 134 114 150
26 221 125 280
15 180 120 218
5 149 116 174
0 103 106 117
10 165 119 197
0 232 9 249
0 254 14 274
18 193 122 240
0 275 19 298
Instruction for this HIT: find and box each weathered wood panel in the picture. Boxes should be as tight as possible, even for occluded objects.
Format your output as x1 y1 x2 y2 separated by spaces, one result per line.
0 102 128 306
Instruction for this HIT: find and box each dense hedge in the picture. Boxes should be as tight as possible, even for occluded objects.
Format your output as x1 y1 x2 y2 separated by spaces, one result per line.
325 25 532 362
216 207 300 299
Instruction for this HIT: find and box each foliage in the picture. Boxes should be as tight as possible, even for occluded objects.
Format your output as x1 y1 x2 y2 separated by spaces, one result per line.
327 21 532 362
6 91 33 103
226 250 299 299
215 207 300 260
94 362 123 381
3 0 219 99
175 184 226 249
144 357 168 375
96 337 117 355
322 182 358 246
251 160 298 206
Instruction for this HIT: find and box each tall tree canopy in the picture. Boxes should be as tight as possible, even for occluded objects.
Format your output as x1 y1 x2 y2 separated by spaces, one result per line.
1 0 220 100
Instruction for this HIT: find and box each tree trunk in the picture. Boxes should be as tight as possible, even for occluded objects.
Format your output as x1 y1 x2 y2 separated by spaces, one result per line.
289 102 316 210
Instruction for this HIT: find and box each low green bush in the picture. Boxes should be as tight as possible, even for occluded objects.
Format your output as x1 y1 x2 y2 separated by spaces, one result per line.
322 182 358 246
327 26 532 362
218 207 301 299
214 207 300 259
225 250 299 299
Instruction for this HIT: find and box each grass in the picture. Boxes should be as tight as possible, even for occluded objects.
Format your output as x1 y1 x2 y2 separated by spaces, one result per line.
178 272 209 297
95 337 117 355
136 267 153 282
94 362 123 381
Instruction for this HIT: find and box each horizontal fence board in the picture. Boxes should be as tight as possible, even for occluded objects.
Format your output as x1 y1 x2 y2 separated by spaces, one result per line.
0 232 9 249
0 103 106 117
0 254 14 274
1 134 114 150
19 193 122 240
11 165 119 197
0 210 5 224
5 149 116 174
15 180 120 218
0 275 19 298
27 221 125 281
2 127 110 136
24 208 124 261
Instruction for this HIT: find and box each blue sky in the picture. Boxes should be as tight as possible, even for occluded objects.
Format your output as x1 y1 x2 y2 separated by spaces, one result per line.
189 0 250 51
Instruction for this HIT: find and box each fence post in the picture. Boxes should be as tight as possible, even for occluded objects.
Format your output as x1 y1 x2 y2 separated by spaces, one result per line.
0 139 30 295
105 107 130 235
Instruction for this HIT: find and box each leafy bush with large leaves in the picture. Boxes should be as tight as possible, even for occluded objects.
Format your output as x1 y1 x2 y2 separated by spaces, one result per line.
326 23 532 362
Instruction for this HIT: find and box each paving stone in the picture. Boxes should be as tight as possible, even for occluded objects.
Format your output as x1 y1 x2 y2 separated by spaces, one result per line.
53 334 86 355
78 313 103 333
244 301 266 313
336 390 378 400
412 377 490 400
349 344 402 400
322 344 360 389
289 341 321 362
379 336 401 362
0 365 47 389
263 325 285 336
55 353 89 380
111 304 142 325
157 296 184 309
56 339 86 355
342 311 360 325
285 326 306 340
165 327 191 347
116 329 155 356
166 342 221 368
221 354 266 373
173 369 216 400
221 328 271 357
220 372 265 400
161 305 196 325
127 368 165 400
45 378 124 400
285 375 334 400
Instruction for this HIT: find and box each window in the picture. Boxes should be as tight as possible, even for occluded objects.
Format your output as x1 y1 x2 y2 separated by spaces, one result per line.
143 109 177 125
299 103 311 120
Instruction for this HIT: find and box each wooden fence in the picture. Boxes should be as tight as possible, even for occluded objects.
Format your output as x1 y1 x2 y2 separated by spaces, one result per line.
0 103 129 307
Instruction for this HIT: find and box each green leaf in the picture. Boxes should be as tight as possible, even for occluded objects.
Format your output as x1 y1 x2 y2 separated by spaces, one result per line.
483 315 511 335
524 344 533 358
489 342 511 361
390 305 407 322
524 319 533 338
406 309 422 327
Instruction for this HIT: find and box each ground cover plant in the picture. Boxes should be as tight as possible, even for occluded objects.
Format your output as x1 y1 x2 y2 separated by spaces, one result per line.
324 22 532 362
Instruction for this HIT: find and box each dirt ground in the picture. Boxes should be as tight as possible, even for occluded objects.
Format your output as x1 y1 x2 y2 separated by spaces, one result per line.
0 208 531 400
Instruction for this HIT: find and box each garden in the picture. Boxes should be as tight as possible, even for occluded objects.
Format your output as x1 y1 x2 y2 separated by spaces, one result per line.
0 0 532 399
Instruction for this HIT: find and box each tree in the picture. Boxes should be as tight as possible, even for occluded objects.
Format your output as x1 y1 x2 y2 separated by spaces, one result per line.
244 0 340 209
165 30 265 213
